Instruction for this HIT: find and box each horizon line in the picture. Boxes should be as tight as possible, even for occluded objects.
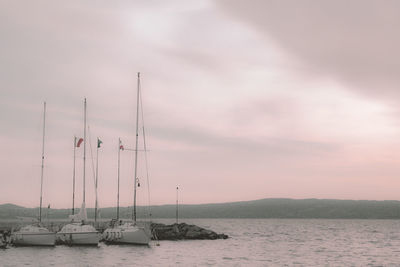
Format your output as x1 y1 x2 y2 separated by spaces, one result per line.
3 197 400 209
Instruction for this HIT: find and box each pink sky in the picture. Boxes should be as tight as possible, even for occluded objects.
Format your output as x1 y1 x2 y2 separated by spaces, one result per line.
1 0 400 209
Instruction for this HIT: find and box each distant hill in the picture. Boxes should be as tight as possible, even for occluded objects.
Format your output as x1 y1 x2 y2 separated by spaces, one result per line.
0 203 25 209
2 198 400 219
0 203 35 219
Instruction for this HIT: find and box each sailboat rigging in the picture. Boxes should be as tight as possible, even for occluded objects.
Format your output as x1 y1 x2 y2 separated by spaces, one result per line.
72 136 76 215
103 72 151 245
117 138 123 220
95 137 102 222
12 102 56 246
57 98 100 246
38 101 46 223
133 71 140 222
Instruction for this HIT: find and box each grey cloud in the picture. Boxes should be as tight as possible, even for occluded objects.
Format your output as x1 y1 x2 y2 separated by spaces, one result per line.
0 1 158 137
151 123 337 159
3 0 396 206
217 0 400 102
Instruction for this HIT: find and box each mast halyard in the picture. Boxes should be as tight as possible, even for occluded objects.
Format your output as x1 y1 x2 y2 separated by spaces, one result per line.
133 72 140 223
139 83 151 219
39 102 46 223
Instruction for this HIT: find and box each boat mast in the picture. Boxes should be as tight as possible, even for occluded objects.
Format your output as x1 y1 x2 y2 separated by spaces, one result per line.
72 136 76 215
83 98 87 205
39 101 46 223
95 137 99 222
133 72 140 223
117 137 121 220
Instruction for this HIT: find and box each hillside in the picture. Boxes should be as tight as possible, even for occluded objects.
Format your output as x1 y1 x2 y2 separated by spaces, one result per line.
2 198 400 219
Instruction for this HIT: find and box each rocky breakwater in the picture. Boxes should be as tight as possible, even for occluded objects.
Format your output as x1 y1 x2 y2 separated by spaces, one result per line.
0 230 10 248
151 222 228 240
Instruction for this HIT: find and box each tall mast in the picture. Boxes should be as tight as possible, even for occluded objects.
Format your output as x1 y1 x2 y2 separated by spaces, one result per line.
117 138 121 220
133 72 140 223
83 98 87 204
39 102 46 223
72 136 76 215
95 137 99 222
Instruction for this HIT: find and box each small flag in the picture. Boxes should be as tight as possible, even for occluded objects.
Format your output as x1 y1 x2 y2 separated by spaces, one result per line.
119 140 124 151
76 138 83 147
97 138 103 148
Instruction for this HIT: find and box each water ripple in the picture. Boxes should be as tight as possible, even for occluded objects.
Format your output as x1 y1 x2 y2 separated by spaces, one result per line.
2 219 400 266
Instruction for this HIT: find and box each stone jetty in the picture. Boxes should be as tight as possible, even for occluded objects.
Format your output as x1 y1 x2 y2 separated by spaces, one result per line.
0 230 10 248
151 222 228 240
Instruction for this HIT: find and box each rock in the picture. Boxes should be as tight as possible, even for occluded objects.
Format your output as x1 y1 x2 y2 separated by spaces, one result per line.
185 229 199 239
151 222 229 241
218 233 229 239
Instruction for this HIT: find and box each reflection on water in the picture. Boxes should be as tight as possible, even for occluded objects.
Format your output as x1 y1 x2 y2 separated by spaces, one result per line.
2 219 400 266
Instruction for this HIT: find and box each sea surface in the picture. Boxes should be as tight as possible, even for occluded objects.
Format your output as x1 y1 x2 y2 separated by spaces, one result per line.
2 218 400 266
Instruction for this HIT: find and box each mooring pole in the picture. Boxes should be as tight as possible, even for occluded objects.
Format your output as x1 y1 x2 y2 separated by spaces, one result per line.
176 186 179 224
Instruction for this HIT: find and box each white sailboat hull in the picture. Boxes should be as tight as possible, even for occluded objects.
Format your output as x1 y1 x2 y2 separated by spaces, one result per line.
103 225 150 245
12 232 56 246
121 228 150 245
57 232 100 246
57 223 100 246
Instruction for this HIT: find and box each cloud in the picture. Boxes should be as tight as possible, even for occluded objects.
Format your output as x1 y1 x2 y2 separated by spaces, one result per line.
217 0 400 102
2 0 400 207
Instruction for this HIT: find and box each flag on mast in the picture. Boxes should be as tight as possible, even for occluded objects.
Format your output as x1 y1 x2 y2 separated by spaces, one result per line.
119 139 124 151
76 138 84 147
97 138 103 148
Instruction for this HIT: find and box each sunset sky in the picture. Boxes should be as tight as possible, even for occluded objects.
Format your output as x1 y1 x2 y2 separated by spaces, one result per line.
1 0 400 209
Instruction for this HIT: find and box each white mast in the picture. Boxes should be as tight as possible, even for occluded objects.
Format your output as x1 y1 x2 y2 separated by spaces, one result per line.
83 98 87 206
72 136 77 215
39 102 46 223
95 137 99 222
133 72 140 223
117 138 121 220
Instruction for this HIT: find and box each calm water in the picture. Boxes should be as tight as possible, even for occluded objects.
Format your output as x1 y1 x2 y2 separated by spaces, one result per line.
2 219 400 266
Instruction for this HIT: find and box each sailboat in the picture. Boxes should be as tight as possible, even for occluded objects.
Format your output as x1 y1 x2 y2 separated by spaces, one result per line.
57 98 100 246
103 72 151 245
12 102 56 246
